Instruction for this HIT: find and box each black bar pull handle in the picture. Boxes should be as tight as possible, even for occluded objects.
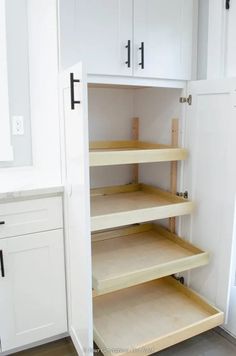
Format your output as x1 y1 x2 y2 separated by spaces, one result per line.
226 0 230 9
70 73 81 110
125 40 131 68
0 250 5 278
0 221 5 225
139 42 144 69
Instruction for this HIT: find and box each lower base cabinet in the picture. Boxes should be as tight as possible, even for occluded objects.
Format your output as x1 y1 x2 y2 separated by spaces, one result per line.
0 230 67 352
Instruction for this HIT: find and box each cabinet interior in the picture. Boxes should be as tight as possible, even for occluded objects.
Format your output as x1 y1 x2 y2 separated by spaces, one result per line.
88 85 183 191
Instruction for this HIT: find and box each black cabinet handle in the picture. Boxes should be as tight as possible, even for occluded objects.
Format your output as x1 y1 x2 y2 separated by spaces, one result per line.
226 0 230 9
0 250 5 278
139 42 144 69
125 40 131 68
70 73 81 110
0 221 5 225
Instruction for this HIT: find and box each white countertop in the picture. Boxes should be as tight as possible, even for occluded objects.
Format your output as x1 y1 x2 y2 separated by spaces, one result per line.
0 184 64 202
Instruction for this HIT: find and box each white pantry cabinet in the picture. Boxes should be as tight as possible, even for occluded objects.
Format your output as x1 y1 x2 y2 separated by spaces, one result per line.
59 0 195 81
61 60 236 355
0 229 67 352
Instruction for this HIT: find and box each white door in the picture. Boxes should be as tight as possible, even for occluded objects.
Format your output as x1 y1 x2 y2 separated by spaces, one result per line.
74 0 133 76
0 230 67 351
133 0 193 80
60 63 93 355
183 79 236 319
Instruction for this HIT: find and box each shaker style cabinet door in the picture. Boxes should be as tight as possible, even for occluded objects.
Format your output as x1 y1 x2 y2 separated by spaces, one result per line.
133 0 194 80
75 0 133 76
183 78 236 318
0 230 67 352
60 63 93 356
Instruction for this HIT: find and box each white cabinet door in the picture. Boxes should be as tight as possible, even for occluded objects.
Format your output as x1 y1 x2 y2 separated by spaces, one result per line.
183 79 236 318
75 0 133 76
60 63 93 355
133 0 194 80
0 230 67 351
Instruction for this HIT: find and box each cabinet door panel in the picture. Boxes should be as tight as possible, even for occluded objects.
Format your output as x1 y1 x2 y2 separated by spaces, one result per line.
184 79 236 319
75 0 133 76
0 230 67 351
60 63 93 355
134 0 193 80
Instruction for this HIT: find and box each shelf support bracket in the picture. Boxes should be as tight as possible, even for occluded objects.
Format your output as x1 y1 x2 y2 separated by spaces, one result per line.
132 117 139 183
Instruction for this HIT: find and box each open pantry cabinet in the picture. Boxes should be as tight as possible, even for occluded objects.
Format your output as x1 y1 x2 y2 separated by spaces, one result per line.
61 64 236 355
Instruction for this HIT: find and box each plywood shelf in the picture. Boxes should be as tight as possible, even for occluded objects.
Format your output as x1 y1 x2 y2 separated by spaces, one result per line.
89 140 187 166
90 184 194 232
92 224 209 295
93 277 224 356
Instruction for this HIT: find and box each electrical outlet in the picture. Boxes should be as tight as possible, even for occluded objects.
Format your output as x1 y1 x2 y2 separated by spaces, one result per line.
12 116 24 135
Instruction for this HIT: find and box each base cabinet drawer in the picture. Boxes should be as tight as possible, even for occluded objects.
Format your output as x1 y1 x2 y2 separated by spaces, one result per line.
0 197 63 239
0 230 67 352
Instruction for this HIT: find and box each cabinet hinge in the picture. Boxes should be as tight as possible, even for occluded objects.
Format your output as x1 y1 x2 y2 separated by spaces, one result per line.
176 191 188 199
179 95 192 106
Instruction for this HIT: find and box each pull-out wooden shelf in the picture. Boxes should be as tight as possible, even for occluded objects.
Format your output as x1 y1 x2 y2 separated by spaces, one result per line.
91 184 194 231
92 224 209 295
89 141 188 166
93 277 224 356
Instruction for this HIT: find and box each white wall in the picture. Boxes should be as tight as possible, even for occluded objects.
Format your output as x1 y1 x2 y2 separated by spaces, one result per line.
134 88 183 192
88 87 134 188
0 0 32 168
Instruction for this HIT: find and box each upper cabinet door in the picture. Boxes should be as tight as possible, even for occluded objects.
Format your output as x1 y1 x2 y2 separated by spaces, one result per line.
184 79 236 318
76 0 133 76
133 0 194 80
60 63 93 355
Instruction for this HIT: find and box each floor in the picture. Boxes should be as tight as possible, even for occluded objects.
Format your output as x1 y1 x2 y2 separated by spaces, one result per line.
14 330 236 356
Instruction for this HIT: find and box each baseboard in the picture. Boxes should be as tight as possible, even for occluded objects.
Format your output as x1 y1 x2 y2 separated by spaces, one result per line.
215 327 236 345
